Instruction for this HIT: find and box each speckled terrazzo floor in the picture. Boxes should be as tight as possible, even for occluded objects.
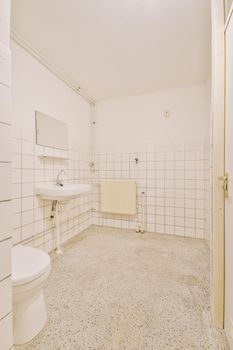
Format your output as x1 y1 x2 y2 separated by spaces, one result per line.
15 226 229 350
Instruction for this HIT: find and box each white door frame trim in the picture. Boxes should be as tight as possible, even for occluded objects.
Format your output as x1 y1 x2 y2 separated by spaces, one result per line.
211 0 225 328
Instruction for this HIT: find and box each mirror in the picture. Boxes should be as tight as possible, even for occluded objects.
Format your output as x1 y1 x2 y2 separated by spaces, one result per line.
35 111 68 150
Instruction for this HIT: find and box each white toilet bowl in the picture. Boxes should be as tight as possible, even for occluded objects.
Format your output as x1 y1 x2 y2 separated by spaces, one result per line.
12 245 51 345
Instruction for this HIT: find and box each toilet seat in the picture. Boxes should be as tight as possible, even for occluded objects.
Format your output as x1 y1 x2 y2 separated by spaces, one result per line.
12 245 50 286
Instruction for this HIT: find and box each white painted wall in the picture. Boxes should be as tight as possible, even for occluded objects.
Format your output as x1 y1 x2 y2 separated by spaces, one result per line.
96 84 209 149
0 0 13 348
11 40 91 147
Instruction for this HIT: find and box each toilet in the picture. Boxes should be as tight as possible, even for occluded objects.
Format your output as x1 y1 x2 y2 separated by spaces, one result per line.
12 245 51 345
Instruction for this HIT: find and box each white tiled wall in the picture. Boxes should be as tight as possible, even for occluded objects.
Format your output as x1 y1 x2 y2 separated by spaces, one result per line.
11 39 93 253
0 0 12 348
12 128 92 252
92 142 207 239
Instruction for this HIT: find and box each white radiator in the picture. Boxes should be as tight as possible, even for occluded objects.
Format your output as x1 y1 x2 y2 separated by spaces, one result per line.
100 180 137 215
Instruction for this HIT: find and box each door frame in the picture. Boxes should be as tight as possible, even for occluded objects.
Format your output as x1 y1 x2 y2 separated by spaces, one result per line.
223 8 233 346
211 0 225 328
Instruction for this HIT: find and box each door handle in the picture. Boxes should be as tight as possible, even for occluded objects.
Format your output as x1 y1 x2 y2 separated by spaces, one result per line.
218 176 228 181
218 173 229 198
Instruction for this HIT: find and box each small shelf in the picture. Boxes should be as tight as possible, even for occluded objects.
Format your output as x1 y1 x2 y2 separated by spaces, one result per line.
38 154 69 160
35 145 69 160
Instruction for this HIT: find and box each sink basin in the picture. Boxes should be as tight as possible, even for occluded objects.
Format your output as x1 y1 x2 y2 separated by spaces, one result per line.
36 183 91 201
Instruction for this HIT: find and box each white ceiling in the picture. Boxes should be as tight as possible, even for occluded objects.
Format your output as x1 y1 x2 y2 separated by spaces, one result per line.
11 0 211 101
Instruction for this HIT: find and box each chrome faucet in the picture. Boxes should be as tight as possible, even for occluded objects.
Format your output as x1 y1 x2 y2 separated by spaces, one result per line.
55 169 66 186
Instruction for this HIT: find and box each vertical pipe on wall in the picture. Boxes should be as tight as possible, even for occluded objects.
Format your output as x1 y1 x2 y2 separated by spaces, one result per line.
141 192 145 233
55 202 62 254
90 103 96 219
90 103 96 170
